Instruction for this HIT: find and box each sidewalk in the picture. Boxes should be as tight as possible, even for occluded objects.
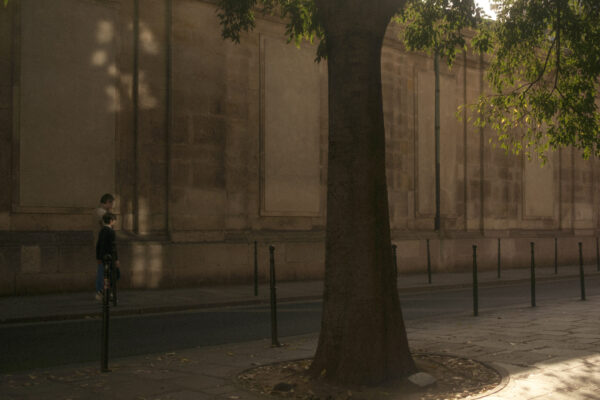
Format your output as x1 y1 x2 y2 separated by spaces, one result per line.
1 272 599 399
0 264 598 324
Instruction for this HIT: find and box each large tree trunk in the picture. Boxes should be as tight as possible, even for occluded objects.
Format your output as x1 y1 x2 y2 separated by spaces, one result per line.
310 0 416 386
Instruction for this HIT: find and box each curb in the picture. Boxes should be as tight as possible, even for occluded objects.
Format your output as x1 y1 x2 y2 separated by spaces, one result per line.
401 271 597 293
1 273 597 325
0 295 324 325
469 361 511 399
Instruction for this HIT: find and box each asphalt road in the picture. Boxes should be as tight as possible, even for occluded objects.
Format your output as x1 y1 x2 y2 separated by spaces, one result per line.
1 276 598 373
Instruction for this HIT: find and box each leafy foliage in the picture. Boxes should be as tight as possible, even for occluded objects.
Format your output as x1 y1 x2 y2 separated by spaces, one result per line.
218 0 600 160
395 0 482 64
473 0 600 160
216 0 326 60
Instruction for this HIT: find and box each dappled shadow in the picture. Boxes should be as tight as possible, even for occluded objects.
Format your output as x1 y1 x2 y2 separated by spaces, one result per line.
407 295 600 398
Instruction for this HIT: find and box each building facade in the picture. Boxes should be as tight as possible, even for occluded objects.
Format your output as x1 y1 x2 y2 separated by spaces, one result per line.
1 0 598 294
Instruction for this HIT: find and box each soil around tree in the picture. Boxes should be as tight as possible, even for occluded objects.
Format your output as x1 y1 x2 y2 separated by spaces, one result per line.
237 353 504 400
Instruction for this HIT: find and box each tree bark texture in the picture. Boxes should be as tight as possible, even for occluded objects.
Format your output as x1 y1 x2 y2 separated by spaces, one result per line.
311 0 416 386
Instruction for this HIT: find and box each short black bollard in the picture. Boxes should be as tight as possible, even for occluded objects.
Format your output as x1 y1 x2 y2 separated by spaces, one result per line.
392 244 398 279
101 255 111 373
426 239 432 284
530 242 536 307
269 246 281 347
497 238 501 279
472 245 478 317
254 241 258 297
596 237 599 272
579 242 586 301
554 237 558 275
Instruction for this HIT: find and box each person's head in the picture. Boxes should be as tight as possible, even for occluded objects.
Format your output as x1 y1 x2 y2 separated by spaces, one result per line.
102 212 117 227
100 193 115 210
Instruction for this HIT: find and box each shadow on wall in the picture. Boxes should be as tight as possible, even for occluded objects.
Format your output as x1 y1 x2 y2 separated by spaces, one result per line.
129 243 165 288
87 7 165 287
92 19 158 113
9 0 168 294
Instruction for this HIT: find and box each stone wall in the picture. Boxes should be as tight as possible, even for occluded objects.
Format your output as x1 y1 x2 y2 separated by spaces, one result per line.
1 0 598 295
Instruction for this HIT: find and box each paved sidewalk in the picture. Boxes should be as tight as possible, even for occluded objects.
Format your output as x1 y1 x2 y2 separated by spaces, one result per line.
1 264 598 324
408 296 600 399
2 292 599 399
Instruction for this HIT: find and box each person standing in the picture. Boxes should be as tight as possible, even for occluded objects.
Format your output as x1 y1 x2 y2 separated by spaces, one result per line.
93 194 114 300
96 212 119 299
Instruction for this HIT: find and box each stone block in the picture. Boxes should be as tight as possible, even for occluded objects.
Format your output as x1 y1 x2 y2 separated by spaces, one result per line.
127 243 169 289
0 232 53 246
172 115 192 144
227 192 247 215
149 213 167 231
169 243 249 280
257 217 315 231
408 372 437 388
192 161 225 189
171 214 224 232
205 243 249 266
225 216 249 231
280 261 323 281
0 246 19 276
58 246 90 273
56 231 92 245
185 188 226 216
14 273 76 294
0 272 15 294
150 162 167 185
0 84 10 109
192 115 226 144
149 186 167 211
224 167 251 189
0 212 9 230
285 242 324 264
41 246 59 273
20 246 41 273
55 272 90 292
171 162 191 187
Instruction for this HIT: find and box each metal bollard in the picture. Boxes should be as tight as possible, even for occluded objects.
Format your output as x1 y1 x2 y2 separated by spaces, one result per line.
497 238 501 279
392 244 398 279
254 241 258 296
579 242 586 301
101 255 111 372
530 242 536 307
472 245 478 317
426 239 432 284
554 237 558 275
269 246 281 347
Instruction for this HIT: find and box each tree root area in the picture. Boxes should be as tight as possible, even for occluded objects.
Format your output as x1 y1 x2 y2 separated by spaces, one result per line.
237 353 502 400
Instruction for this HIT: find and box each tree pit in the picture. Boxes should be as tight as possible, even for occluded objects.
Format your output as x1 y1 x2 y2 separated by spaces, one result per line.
237 353 503 400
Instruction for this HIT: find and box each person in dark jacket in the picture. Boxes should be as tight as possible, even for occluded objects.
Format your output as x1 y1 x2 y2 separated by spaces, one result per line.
96 213 119 299
93 194 115 297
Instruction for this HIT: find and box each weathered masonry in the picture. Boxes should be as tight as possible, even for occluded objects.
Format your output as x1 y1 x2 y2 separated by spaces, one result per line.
1 0 598 294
